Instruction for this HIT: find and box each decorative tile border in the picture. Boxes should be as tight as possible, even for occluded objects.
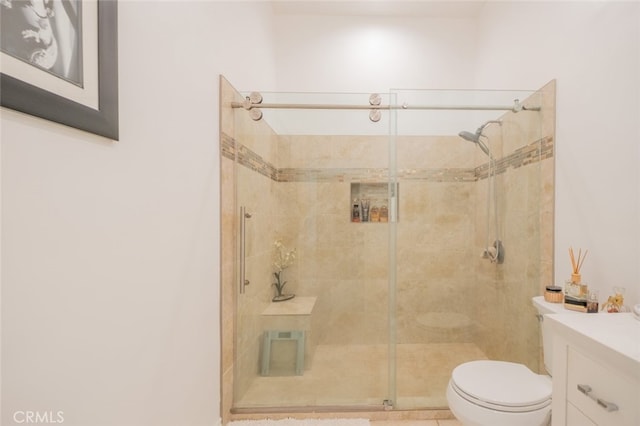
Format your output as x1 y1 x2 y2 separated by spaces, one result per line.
397 167 477 182
220 132 235 161
221 133 277 181
221 132 554 183
277 167 389 183
475 135 554 179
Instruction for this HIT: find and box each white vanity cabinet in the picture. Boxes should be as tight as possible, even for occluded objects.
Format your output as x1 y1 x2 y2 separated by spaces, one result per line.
546 313 640 426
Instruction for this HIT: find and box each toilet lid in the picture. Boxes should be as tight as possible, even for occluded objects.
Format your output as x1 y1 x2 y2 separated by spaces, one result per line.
451 360 552 409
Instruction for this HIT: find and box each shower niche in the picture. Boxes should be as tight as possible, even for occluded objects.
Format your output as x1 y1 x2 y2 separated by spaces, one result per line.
350 182 398 223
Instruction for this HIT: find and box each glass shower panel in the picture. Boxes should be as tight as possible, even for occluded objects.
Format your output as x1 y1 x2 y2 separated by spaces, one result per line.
389 88 546 410
230 90 395 410
222 78 554 415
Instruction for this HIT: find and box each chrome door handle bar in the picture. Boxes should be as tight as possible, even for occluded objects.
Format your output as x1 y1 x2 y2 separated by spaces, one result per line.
240 206 252 294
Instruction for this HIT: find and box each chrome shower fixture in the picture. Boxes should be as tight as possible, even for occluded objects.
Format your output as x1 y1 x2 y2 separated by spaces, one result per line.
458 130 491 157
482 240 505 264
234 93 539 123
513 98 523 112
369 93 382 122
458 119 504 265
458 130 481 143
458 120 502 157
475 119 502 134
243 92 264 121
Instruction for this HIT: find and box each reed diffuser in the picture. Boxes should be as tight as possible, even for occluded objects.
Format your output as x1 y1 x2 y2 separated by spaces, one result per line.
569 247 588 284
565 247 589 311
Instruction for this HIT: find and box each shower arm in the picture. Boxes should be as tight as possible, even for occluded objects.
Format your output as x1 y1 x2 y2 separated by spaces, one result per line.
476 120 503 133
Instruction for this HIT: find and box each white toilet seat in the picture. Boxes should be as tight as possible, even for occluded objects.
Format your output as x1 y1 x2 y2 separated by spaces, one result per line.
450 379 551 412
450 360 552 412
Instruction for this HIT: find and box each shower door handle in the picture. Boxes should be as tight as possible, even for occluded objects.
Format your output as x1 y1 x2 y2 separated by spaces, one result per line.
240 206 252 294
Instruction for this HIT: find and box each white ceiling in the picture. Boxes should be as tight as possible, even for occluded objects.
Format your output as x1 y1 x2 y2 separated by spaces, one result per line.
271 0 488 18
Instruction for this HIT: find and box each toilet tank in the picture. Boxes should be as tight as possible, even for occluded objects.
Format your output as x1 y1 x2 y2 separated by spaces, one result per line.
532 296 579 375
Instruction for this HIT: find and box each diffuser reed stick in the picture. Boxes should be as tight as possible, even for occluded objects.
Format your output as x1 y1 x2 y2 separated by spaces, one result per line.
569 247 587 283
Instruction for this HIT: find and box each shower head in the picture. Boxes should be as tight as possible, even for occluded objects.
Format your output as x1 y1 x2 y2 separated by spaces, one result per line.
458 119 501 157
458 130 491 157
458 130 480 143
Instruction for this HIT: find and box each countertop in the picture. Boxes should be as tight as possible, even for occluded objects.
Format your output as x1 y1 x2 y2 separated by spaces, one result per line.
546 312 640 380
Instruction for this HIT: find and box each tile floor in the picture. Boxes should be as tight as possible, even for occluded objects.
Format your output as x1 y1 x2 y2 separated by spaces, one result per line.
236 342 486 412
372 421 462 426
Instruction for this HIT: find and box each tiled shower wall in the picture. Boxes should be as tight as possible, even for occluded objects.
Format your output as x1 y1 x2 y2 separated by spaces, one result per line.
471 80 555 372
220 77 555 416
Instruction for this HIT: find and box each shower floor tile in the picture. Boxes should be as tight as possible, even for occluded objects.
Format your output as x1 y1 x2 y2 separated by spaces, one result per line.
235 342 487 409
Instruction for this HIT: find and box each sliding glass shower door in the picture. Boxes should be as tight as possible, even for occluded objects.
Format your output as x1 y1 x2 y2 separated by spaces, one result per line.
225 84 396 410
220 76 554 414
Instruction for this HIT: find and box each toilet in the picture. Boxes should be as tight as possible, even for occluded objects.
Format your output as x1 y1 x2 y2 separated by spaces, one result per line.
446 296 576 426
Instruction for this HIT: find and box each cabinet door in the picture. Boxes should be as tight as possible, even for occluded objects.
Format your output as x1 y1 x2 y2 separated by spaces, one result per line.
567 347 638 426
567 402 596 426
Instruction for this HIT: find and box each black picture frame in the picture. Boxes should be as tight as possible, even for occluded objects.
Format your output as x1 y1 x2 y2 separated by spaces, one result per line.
0 0 119 140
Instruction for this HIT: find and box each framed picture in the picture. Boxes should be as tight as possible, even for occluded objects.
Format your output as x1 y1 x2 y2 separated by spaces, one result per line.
0 0 118 140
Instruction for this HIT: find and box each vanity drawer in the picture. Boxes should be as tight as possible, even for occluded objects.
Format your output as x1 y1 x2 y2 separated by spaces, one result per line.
567 347 639 426
566 402 596 426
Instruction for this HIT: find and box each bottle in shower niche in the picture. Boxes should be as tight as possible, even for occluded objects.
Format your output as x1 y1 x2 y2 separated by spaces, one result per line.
379 205 389 222
361 199 370 222
351 199 361 222
370 206 380 222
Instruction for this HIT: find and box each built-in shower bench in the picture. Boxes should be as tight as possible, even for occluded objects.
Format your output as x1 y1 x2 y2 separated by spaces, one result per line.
260 296 317 376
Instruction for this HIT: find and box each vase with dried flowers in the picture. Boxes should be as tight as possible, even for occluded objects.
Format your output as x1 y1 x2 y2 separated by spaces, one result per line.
272 240 296 302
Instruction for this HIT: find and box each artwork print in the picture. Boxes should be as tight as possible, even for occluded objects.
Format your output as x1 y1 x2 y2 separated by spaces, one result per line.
1 0 83 86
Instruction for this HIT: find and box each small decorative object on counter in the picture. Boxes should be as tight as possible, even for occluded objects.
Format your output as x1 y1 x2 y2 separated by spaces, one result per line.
544 285 563 303
565 247 587 292
601 287 627 313
564 247 589 312
564 295 588 312
587 291 599 313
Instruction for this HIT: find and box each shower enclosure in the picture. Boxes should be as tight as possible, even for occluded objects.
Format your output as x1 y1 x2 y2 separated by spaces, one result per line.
220 77 555 418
